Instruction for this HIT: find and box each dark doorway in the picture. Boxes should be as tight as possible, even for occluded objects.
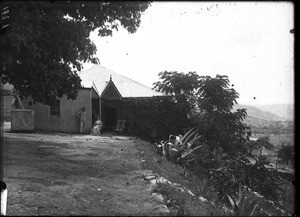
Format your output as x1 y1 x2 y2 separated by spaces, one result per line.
104 106 117 130
92 98 100 124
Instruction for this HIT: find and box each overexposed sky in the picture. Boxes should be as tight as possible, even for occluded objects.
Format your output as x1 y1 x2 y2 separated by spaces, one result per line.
84 2 294 105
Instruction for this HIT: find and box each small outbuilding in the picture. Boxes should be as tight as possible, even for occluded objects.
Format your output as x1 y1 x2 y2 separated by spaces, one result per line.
0 82 15 122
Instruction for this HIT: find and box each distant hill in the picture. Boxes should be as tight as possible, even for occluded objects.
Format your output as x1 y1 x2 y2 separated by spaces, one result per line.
232 103 295 131
253 104 294 121
232 104 285 121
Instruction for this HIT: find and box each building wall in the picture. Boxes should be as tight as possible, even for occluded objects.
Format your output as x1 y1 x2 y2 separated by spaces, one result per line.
21 89 93 133
11 109 35 131
1 95 15 121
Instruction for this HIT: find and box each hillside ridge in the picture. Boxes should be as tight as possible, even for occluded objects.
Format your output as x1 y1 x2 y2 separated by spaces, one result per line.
232 104 285 121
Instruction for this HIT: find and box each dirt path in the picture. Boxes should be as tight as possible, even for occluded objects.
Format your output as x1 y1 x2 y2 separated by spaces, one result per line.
2 130 175 216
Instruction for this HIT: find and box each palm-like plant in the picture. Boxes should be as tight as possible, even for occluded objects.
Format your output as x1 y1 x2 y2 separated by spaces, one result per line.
226 186 260 216
156 128 204 163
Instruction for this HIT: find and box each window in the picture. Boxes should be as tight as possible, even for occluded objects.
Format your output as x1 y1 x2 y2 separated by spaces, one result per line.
50 99 60 117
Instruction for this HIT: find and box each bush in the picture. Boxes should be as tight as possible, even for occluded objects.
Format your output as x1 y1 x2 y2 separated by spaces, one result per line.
226 186 260 216
123 97 190 141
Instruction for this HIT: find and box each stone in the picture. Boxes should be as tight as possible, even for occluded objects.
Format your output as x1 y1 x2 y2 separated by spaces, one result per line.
144 175 156 180
151 192 165 203
147 183 156 192
150 179 157 185
199 196 208 202
147 186 155 193
187 189 195 196
172 183 181 187
156 177 172 184
153 204 170 215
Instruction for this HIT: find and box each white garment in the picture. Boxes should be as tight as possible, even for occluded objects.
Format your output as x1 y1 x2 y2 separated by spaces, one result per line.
91 125 101 136
91 120 102 136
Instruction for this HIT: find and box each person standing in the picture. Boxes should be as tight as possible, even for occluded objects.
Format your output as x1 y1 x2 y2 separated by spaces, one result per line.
77 106 87 134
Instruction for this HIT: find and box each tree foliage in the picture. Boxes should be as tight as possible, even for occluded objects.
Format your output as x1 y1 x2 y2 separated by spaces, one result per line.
1 1 150 105
153 71 200 115
278 145 294 165
191 75 249 157
197 75 239 113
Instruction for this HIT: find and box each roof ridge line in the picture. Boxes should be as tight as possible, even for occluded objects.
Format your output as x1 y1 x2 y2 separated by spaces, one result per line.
80 64 164 97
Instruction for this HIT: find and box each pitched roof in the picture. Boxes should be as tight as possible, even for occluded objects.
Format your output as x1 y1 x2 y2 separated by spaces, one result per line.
78 65 164 98
101 79 122 98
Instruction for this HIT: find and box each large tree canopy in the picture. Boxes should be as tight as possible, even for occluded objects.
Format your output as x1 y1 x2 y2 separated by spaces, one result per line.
153 71 200 115
1 1 150 105
195 75 249 156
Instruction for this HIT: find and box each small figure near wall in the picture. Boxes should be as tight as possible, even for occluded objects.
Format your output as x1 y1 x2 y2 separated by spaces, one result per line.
77 106 87 134
91 116 102 136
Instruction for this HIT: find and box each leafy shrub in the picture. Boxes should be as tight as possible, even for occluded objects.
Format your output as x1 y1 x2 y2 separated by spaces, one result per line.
155 128 203 162
189 176 219 204
278 145 294 166
226 186 260 216
102 96 190 141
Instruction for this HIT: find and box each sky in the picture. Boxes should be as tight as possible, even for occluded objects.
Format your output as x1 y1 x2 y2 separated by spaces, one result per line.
84 2 294 106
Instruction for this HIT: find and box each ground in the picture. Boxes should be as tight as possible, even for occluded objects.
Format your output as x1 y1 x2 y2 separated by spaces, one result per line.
1 122 217 216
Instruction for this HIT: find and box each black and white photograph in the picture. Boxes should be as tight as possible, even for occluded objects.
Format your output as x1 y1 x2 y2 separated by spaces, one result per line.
1 1 294 216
